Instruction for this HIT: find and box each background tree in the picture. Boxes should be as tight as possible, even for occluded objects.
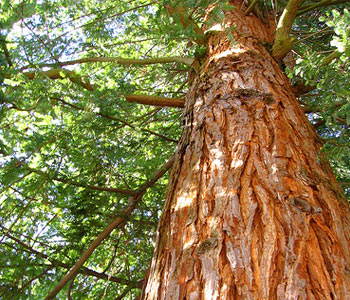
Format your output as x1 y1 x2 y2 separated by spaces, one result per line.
0 0 350 299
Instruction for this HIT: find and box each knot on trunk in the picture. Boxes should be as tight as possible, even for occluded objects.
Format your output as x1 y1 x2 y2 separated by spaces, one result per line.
288 197 322 215
195 237 218 255
233 88 275 104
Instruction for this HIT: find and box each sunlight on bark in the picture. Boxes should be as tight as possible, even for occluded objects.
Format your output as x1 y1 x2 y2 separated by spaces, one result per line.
213 48 245 61
175 195 194 210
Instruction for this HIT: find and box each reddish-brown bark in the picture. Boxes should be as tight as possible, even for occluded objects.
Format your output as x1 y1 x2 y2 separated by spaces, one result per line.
142 3 350 299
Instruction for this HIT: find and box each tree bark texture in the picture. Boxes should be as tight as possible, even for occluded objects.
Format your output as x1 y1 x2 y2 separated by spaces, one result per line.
142 3 350 299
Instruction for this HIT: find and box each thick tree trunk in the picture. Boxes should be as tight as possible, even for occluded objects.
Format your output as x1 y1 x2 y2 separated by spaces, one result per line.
142 3 350 299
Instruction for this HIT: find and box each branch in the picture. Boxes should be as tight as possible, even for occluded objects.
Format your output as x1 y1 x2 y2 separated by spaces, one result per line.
322 50 341 66
45 154 175 300
15 57 193 92
0 180 45 244
52 2 155 43
3 97 43 112
292 80 316 96
302 100 345 113
17 266 53 295
312 118 326 128
297 0 348 16
102 238 120 273
2 231 140 288
23 166 134 195
125 94 185 108
312 116 349 129
245 0 259 16
272 0 304 61
67 276 75 300
51 97 178 143
11 56 193 92
1 38 13 67
21 56 194 71
115 286 135 300
18 69 95 91
292 28 334 46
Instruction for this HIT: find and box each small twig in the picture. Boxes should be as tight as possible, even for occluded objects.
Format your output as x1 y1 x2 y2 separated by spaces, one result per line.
5 97 43 112
31 214 58 246
67 276 76 300
9 3 59 64
23 165 134 195
114 286 134 300
17 266 53 295
293 29 333 45
102 234 121 274
297 0 348 16
51 2 155 43
1 38 13 66
0 180 45 244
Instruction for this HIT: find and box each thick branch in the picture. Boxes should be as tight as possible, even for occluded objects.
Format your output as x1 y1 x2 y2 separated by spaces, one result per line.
125 94 185 108
272 0 304 61
12 56 193 91
45 154 175 300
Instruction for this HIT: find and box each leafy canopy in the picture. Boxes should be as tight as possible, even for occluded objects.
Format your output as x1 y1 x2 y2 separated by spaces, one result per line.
0 0 349 299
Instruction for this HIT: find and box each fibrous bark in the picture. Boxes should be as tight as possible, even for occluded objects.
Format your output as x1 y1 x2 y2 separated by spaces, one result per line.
142 2 350 299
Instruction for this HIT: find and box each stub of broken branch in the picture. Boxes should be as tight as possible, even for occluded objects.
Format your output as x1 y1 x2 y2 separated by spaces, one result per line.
125 94 185 108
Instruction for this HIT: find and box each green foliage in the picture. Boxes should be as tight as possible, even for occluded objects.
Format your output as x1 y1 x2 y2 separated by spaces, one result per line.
289 6 350 194
1 0 350 299
1 1 183 299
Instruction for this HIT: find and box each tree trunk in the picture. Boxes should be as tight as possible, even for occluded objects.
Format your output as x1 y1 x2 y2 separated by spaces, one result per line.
142 3 350 299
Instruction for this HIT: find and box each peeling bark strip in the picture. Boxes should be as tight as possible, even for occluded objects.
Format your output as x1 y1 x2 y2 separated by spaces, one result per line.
142 2 350 300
